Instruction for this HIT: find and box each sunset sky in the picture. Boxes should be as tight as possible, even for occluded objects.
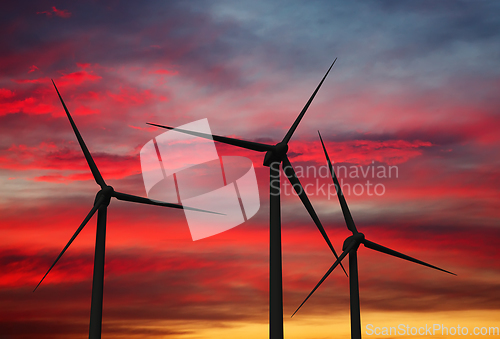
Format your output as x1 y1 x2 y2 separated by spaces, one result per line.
1 1 499 338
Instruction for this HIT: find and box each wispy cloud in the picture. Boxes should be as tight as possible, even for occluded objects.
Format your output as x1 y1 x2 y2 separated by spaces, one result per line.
37 6 72 18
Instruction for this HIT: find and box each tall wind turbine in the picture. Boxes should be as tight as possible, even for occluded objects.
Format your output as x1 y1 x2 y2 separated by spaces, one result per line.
34 80 215 339
147 59 346 339
292 131 455 339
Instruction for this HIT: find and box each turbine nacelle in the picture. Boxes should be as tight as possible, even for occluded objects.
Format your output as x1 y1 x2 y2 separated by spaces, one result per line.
94 186 114 207
343 233 365 251
263 142 289 167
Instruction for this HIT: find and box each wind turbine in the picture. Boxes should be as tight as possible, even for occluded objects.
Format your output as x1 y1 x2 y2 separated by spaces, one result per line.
147 59 346 339
291 131 455 339
34 80 216 339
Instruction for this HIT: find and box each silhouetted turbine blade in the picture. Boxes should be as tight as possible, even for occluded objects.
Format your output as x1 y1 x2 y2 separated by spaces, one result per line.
113 191 223 215
147 123 273 152
282 156 347 277
362 239 456 275
52 80 106 188
318 131 357 234
282 58 337 145
292 239 356 317
34 196 105 292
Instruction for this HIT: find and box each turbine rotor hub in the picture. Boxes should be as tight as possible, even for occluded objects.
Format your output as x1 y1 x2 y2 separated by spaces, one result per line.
343 232 365 251
263 142 289 167
94 185 114 207
274 142 288 157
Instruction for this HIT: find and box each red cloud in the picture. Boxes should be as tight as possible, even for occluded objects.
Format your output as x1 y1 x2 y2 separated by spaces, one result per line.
37 6 72 18
0 142 140 183
151 69 179 76
12 77 50 84
28 65 39 73
76 63 91 69
59 71 102 85
107 86 156 105
73 104 100 116
0 88 15 99
52 7 72 18
285 138 432 166
0 96 54 116
13 71 101 88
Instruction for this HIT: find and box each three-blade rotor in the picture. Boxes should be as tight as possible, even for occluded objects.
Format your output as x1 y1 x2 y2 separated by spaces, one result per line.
147 60 347 274
292 132 455 317
35 81 217 292
292 231 455 316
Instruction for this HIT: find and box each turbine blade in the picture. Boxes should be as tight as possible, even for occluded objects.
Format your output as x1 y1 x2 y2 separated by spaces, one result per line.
292 240 355 317
52 80 106 188
318 131 357 234
112 191 224 215
34 197 104 292
282 58 337 144
147 123 273 152
282 156 347 277
362 239 456 275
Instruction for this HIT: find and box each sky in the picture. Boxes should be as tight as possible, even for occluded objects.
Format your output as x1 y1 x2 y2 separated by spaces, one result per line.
1 1 499 338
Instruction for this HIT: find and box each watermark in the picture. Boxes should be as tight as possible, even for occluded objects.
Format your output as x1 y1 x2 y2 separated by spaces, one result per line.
281 178 386 198
140 119 260 241
271 162 398 198
366 324 499 336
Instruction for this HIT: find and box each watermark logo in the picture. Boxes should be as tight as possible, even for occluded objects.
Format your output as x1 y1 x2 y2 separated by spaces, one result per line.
140 119 260 241
366 324 499 336
276 162 398 198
